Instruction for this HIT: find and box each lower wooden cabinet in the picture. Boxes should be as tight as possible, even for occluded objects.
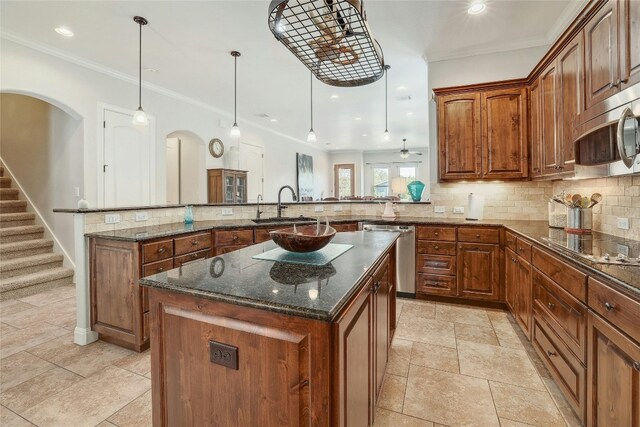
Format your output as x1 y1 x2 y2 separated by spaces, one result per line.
505 248 517 312
457 242 501 301
373 256 390 399
514 256 532 338
331 222 358 232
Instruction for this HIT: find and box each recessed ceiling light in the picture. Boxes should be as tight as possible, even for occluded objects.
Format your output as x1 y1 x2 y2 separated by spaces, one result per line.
362 134 368 137
355 117 361 121
330 94 339 99
54 26 74 37
407 111 414 116
468 2 486 15
397 85 407 91
270 118 278 122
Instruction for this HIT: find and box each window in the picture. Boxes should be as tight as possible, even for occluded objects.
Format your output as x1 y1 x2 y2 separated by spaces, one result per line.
334 164 355 198
398 166 416 201
372 167 389 197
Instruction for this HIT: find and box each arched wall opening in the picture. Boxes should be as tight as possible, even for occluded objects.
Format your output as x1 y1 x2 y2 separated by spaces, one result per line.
166 130 206 204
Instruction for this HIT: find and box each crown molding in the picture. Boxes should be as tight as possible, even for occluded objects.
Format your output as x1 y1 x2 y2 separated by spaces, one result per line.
427 36 550 63
546 0 590 44
0 29 325 152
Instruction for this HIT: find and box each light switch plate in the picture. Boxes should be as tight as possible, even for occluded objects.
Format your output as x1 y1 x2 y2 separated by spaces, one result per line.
135 212 149 222
222 208 233 216
333 205 343 212
104 214 121 224
314 206 324 212
434 206 445 214
616 217 630 230
453 207 465 214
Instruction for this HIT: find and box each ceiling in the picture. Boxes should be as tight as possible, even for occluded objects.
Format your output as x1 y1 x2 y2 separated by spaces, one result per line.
0 0 583 151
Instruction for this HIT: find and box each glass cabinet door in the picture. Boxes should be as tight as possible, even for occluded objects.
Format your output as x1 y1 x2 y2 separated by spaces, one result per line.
224 174 235 203
235 174 246 203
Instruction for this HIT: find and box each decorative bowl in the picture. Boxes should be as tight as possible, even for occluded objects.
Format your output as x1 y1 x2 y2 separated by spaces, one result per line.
270 224 336 253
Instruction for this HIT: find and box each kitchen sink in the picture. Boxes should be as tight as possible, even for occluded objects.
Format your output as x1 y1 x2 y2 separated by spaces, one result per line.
251 216 316 224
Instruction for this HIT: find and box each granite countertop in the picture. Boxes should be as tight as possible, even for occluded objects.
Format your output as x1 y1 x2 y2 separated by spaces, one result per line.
139 231 399 321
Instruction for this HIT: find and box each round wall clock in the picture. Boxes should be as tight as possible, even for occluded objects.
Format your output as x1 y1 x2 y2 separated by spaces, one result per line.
209 138 224 158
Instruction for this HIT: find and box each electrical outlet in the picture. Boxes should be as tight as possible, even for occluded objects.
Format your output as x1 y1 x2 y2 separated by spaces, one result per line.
222 208 233 216
333 205 343 212
314 206 324 212
74 187 80 197
104 214 121 224
616 244 630 257
453 207 465 214
616 217 630 230
434 206 445 214
135 212 149 222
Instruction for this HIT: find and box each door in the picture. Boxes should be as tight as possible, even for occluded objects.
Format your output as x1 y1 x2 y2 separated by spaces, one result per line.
481 87 528 179
587 312 640 427
166 138 180 204
457 243 501 301
540 64 560 175
529 80 542 177
515 258 532 338
240 142 263 202
437 93 482 180
557 33 583 172
103 109 152 207
334 164 355 199
620 0 640 90
584 0 620 109
505 248 517 312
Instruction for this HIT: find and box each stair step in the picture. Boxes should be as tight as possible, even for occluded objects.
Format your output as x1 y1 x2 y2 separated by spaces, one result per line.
0 267 74 301
0 188 19 200
0 200 27 214
0 177 11 188
0 212 35 228
0 239 53 260
0 253 64 279
0 225 45 243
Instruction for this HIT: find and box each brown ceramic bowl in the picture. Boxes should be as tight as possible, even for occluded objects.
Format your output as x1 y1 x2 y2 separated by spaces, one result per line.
270 225 336 253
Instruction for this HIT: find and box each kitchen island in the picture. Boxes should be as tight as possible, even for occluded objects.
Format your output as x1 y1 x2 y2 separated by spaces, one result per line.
139 231 398 427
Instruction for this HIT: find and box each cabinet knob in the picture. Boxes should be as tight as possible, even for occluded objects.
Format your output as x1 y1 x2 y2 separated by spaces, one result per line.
434 232 439 236
434 245 440 250
232 235 238 241
476 234 481 238
548 302 555 309
546 350 556 357
158 247 165 254
604 302 615 311
192 240 199 246
158 267 164 272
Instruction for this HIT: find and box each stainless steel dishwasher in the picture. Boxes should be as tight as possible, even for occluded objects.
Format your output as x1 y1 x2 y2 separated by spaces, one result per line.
359 223 416 297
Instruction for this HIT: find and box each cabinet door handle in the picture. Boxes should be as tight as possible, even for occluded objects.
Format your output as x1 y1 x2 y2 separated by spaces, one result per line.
547 350 556 357
548 302 555 309
604 302 615 311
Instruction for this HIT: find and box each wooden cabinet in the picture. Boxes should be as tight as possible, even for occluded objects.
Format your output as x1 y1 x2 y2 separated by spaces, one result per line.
506 235 533 338
586 311 640 427
557 33 583 173
207 168 247 203
213 229 254 255
372 256 390 399
505 248 517 312
515 256 532 337
540 63 560 175
620 0 640 90
529 79 542 178
331 222 358 232
457 242 501 301
416 226 458 297
436 87 528 181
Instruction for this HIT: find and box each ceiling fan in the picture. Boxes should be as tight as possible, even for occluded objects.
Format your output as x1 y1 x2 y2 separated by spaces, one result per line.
400 139 423 159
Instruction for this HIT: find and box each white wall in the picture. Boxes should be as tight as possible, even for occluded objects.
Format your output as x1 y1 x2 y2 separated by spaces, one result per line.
1 39 331 210
328 151 364 197
166 130 206 204
0 93 83 260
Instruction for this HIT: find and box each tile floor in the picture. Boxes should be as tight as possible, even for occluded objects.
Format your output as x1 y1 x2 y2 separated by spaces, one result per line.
0 287 581 427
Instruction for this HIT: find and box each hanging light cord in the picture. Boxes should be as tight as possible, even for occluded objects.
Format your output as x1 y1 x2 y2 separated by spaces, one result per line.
234 54 238 123
384 67 388 131
138 20 142 109
310 72 314 130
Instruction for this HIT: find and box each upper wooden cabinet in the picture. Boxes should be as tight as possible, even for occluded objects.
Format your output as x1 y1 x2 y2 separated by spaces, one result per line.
207 168 247 204
620 0 640 90
540 63 560 175
557 33 583 173
529 80 542 178
436 87 528 181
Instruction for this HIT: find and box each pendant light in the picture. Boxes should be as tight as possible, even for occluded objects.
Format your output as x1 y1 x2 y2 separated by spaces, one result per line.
383 65 391 141
230 51 241 138
132 16 149 126
307 72 317 143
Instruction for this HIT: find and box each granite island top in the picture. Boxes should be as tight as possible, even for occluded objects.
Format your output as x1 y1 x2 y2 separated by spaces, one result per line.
139 231 399 321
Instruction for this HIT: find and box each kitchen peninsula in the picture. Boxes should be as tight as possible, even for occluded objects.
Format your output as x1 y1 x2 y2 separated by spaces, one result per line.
139 231 398 426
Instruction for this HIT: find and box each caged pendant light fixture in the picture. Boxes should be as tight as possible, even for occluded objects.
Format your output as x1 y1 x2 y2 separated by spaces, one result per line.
383 64 391 142
230 51 242 139
307 72 317 143
132 16 149 126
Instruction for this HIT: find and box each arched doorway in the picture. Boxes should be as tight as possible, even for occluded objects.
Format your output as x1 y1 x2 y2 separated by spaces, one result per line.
166 130 206 204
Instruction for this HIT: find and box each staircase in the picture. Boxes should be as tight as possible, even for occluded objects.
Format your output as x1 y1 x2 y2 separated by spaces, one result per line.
0 164 74 300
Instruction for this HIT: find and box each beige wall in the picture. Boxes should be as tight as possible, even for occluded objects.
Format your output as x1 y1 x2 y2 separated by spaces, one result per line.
1 93 83 260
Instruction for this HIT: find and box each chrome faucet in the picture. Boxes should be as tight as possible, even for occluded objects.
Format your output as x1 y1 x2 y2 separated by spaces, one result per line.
277 185 297 218
256 194 264 219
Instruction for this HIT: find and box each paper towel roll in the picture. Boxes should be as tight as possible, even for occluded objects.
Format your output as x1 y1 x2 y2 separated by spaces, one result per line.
467 193 484 220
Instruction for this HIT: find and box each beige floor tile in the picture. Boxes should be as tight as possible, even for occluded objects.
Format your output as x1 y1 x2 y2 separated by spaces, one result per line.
541 377 582 427
21 365 150 427
410 342 459 373
27 334 133 377
96 421 118 427
454 323 500 346
403 365 500 427
1 298 76 329
107 389 152 427
396 300 405 322
457 341 546 391
395 316 456 348
113 351 151 377
490 381 566 426
378 374 407 412
386 338 413 377
0 352 54 392
499 419 536 427
400 300 436 320
435 304 492 328
374 408 434 427
489 314 526 350
0 367 82 414
0 322 17 334
0 324 68 360
0 301 36 319
0 405 34 427
17 286 75 307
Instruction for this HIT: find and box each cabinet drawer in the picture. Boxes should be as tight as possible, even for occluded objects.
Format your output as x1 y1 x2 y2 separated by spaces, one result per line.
416 273 457 296
417 254 456 276
417 226 456 241
141 239 173 264
515 238 532 262
532 316 586 422
216 244 250 255
142 258 174 277
532 247 587 302
332 222 358 232
254 228 279 244
417 240 457 255
458 227 500 244
588 277 640 343
214 230 254 246
532 270 587 362
173 249 209 268
505 230 517 252
174 232 211 256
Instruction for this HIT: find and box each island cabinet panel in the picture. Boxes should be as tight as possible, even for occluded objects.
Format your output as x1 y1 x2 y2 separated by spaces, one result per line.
332 222 358 232
481 88 529 179
587 311 640 427
373 256 390 399
457 242 501 301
